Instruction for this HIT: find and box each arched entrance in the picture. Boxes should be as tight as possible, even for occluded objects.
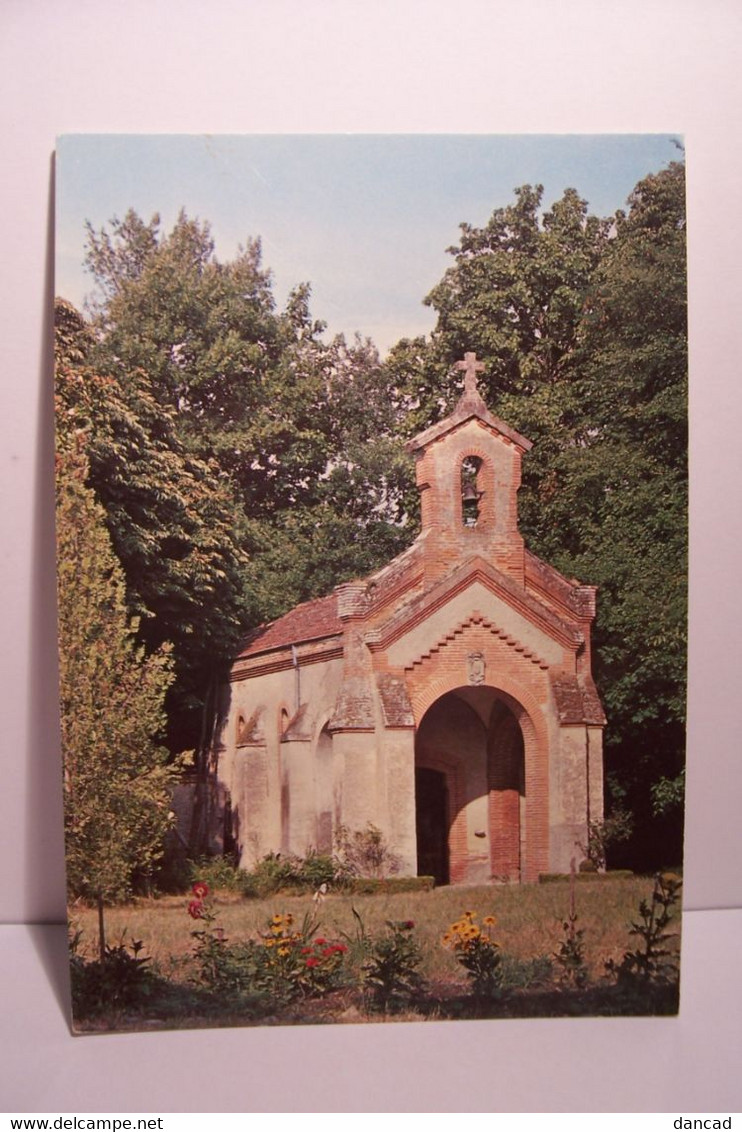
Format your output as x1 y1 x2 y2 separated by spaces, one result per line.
414 686 525 885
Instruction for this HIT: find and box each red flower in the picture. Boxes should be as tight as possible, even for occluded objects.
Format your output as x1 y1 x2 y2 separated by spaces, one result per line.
314 937 327 946
403 920 415 930
305 957 319 968
192 882 209 899
188 900 204 919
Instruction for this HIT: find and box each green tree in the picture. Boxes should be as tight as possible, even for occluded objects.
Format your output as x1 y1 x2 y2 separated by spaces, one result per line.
55 300 255 759
57 436 175 955
81 215 414 615
566 162 688 866
396 165 687 868
411 185 609 410
387 185 611 549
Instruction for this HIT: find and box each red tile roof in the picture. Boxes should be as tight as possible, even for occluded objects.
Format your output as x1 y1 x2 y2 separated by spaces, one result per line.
237 592 342 658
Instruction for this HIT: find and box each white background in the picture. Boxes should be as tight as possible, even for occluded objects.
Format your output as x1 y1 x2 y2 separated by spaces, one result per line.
1 0 740 1113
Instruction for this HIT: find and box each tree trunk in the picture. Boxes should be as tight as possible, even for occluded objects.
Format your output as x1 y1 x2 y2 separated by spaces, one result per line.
96 893 106 963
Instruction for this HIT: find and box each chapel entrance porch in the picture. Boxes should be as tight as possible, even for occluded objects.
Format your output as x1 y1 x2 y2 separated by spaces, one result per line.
414 686 526 885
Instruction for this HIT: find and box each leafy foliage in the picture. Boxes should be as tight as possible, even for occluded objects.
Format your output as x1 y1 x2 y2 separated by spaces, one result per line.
397 163 688 868
554 914 589 989
239 851 347 899
187 893 348 1005
605 872 682 989
72 215 416 758
334 822 402 879
442 910 502 998
55 300 255 756
69 929 156 1017
361 918 425 1013
580 809 634 871
56 436 176 908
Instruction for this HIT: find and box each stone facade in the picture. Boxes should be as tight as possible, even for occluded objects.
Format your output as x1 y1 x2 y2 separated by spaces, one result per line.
214 354 605 883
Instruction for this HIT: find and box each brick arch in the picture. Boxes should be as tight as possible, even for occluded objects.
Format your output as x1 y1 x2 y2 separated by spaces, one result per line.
458 447 496 529
410 668 550 883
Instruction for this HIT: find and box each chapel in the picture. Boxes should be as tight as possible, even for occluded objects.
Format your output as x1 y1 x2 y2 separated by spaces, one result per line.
213 354 605 884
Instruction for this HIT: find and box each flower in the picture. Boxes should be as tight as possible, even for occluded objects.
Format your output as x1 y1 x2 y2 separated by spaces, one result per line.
188 900 204 919
305 957 319 968
192 882 209 899
403 920 415 930
483 915 496 926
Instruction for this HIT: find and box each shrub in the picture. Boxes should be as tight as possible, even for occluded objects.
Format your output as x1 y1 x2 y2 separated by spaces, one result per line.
240 852 349 899
186 885 349 1005
362 918 425 1013
605 872 682 989
190 855 246 893
346 875 434 895
554 913 589 989
538 870 634 884
335 823 401 879
579 809 634 870
296 850 346 891
70 929 155 1016
498 953 553 991
442 910 502 998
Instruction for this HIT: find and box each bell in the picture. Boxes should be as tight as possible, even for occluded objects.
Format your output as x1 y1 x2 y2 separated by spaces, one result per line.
462 483 481 528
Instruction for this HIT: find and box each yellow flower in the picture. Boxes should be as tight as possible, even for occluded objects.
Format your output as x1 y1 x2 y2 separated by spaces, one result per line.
277 946 290 956
483 916 496 926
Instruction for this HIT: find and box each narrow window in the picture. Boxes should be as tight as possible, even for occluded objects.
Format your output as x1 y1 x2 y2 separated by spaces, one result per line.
461 456 483 527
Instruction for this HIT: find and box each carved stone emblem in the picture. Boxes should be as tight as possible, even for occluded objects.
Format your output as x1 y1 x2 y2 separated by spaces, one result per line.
467 651 486 685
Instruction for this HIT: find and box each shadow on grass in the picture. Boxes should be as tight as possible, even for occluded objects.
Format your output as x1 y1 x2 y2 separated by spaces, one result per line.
71 973 679 1033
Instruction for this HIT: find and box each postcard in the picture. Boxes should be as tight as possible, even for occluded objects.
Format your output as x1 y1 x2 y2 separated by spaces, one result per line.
55 134 686 1031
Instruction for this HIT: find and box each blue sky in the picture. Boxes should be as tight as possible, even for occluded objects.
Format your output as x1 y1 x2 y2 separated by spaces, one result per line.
56 134 680 354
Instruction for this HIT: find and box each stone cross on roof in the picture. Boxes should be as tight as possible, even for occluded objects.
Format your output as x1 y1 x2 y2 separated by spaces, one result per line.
456 351 485 396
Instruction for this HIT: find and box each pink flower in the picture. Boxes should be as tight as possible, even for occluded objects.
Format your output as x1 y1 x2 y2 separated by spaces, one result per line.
188 900 204 919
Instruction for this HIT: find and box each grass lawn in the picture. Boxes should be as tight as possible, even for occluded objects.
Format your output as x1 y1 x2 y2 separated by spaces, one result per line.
68 874 681 1031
